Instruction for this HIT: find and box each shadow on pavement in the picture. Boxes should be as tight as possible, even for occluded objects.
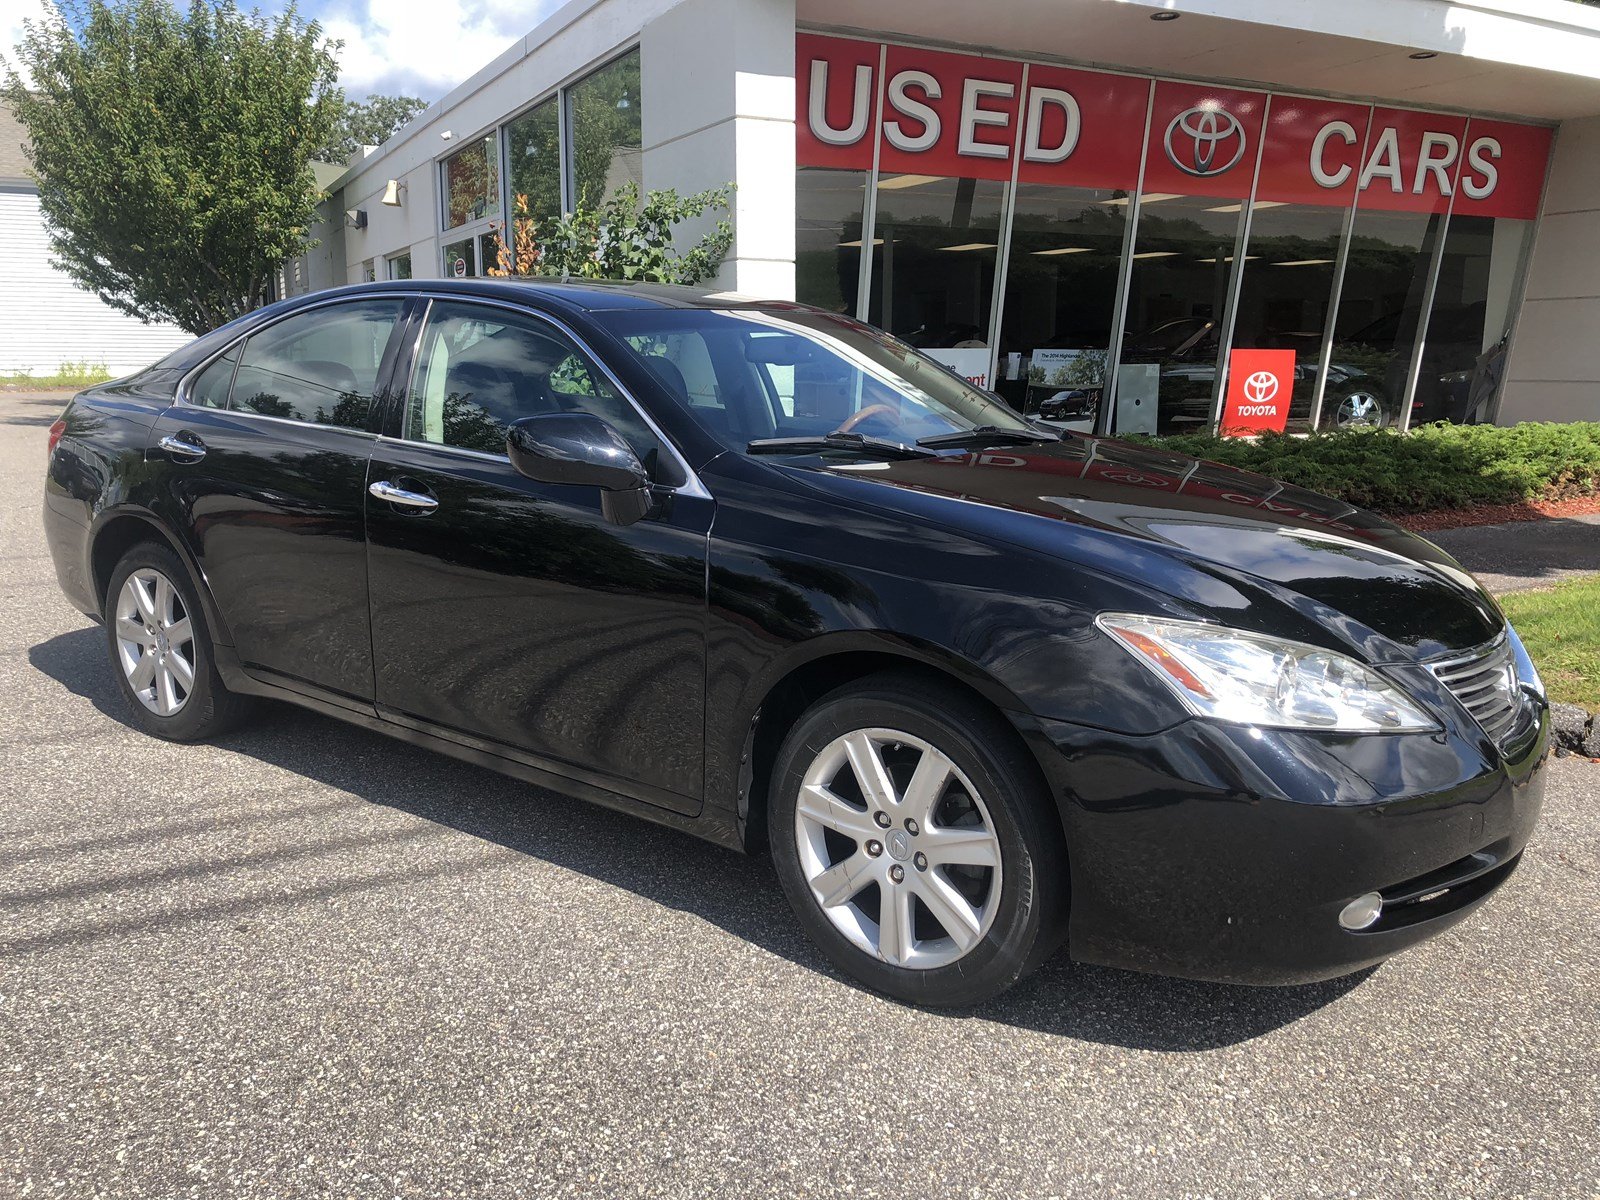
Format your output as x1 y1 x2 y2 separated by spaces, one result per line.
27 624 1369 1051
1429 514 1600 590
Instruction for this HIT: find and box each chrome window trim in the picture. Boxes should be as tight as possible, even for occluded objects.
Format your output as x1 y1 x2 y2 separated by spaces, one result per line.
388 291 711 501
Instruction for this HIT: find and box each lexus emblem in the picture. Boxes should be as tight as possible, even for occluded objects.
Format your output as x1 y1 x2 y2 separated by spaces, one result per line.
1243 371 1280 404
1164 104 1247 178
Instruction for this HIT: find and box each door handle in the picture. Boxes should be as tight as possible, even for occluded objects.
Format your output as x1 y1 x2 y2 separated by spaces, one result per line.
369 480 439 511
157 433 206 460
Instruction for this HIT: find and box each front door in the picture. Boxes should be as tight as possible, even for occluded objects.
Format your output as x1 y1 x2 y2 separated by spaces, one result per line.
364 299 711 813
147 296 407 705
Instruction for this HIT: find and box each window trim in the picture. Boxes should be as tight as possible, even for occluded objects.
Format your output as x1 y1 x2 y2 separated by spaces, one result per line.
388 293 709 499
173 291 416 436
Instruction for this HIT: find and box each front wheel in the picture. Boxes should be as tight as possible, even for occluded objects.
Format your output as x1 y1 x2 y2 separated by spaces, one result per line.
768 674 1067 1006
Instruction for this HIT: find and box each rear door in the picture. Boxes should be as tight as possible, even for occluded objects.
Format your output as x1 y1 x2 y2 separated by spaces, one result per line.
364 298 712 813
147 296 409 707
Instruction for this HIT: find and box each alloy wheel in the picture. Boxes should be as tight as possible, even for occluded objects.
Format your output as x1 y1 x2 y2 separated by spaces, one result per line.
795 728 1003 969
114 568 196 716
1333 391 1386 428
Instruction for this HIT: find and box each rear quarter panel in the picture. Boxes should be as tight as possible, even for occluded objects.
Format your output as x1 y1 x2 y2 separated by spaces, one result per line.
44 375 181 616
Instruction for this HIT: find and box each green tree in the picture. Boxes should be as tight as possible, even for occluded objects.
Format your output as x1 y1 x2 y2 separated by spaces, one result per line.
316 93 430 164
3 0 342 334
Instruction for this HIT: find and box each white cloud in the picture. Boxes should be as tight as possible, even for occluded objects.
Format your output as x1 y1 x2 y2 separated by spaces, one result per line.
318 0 564 101
2 0 58 87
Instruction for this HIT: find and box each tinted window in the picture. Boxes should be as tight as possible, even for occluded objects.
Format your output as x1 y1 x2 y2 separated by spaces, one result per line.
597 307 1034 451
231 300 403 429
405 301 680 484
188 346 240 409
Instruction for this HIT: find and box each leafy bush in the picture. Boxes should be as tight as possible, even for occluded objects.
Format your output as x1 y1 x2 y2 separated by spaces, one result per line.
1132 423 1600 513
489 182 734 286
0 360 112 388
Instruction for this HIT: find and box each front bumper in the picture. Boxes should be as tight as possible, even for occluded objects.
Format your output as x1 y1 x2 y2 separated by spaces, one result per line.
1025 706 1548 985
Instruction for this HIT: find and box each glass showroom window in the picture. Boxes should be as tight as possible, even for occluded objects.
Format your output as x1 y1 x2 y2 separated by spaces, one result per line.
1413 213 1535 424
441 132 501 231
795 167 869 315
866 174 1006 371
568 49 642 212
1115 83 1268 436
506 96 562 228
1326 109 1467 433
1228 99 1370 433
1409 120 1549 426
387 253 412 281
991 66 1148 425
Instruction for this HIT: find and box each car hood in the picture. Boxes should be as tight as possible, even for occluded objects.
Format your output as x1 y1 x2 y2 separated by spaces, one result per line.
811 435 1502 661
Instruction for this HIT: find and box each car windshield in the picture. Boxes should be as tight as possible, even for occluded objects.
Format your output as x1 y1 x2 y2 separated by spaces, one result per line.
595 307 1033 452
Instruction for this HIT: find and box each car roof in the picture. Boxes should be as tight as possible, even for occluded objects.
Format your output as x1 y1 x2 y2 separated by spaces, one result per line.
302 277 812 316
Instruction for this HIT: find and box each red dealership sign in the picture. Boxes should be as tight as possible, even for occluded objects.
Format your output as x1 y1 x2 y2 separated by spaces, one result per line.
1221 350 1295 436
795 35 1553 220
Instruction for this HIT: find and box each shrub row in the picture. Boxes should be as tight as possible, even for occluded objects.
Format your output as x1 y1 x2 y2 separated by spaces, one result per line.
1132 422 1600 514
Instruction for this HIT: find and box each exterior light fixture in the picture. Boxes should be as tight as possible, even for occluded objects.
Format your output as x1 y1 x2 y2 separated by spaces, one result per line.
1151 10 1180 21
344 208 367 230
1409 51 1438 59
382 179 405 207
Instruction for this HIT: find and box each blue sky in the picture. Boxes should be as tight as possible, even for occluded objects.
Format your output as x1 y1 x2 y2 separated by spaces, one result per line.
5 0 565 101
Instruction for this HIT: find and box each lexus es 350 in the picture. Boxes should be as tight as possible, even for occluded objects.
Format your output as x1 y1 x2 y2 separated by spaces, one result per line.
43 280 1548 1006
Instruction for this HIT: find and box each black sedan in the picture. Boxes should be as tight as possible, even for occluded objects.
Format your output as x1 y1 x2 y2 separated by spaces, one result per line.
42 280 1548 1006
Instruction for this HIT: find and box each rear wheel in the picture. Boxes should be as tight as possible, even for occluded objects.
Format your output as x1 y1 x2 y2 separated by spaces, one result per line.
105 542 251 741
768 674 1067 1006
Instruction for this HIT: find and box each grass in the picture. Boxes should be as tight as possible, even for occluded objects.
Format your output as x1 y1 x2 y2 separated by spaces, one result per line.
0 360 114 389
1137 422 1600 514
1500 575 1600 710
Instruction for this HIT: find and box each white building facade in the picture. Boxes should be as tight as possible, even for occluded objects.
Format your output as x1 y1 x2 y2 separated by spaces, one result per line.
1 104 189 376
313 0 1600 434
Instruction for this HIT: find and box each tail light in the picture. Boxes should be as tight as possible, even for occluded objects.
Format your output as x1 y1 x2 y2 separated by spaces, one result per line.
47 417 67 461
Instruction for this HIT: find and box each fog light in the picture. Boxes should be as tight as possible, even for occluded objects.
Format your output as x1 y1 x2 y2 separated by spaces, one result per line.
1339 892 1383 931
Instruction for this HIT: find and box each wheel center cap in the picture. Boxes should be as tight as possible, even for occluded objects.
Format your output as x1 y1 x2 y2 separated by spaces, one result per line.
154 629 170 656
886 830 912 862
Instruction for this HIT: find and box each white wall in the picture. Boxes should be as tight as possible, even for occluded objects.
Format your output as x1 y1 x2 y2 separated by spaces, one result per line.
0 189 190 376
640 0 795 295
1497 115 1600 424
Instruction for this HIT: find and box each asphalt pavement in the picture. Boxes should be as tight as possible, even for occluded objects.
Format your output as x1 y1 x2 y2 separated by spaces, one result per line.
2 388 1597 1199
1429 514 1600 595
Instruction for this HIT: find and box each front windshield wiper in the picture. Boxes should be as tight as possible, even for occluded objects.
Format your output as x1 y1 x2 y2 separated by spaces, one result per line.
746 432 940 460
915 424 1063 449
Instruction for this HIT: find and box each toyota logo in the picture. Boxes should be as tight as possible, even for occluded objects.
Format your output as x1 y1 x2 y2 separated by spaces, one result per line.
1244 371 1280 404
1164 104 1247 178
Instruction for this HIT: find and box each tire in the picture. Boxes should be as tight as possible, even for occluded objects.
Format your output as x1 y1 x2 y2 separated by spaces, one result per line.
768 673 1067 1006
104 541 252 741
1327 388 1389 430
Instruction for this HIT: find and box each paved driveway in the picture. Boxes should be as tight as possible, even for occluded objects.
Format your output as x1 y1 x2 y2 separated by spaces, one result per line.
2 389 1597 1198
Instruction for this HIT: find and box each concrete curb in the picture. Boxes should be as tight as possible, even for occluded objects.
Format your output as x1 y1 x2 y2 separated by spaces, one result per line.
1550 701 1600 758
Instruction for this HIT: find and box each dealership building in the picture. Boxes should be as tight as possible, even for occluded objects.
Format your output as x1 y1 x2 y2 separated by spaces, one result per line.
309 0 1600 435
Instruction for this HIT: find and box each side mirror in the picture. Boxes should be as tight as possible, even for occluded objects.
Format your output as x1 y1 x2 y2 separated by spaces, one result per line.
505 413 654 524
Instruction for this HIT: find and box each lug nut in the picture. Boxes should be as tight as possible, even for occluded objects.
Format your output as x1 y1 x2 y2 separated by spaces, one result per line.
913 852 928 871
904 817 920 835
866 840 883 858
873 811 891 829
889 865 905 883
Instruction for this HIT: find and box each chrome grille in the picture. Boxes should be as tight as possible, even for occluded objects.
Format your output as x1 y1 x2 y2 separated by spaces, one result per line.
1429 635 1527 746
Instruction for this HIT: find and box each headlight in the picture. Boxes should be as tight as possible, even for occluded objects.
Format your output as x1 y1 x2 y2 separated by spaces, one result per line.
1097 613 1438 732
1506 625 1545 701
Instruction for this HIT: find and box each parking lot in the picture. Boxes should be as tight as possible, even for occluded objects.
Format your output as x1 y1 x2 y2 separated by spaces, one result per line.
2 387 1597 1199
